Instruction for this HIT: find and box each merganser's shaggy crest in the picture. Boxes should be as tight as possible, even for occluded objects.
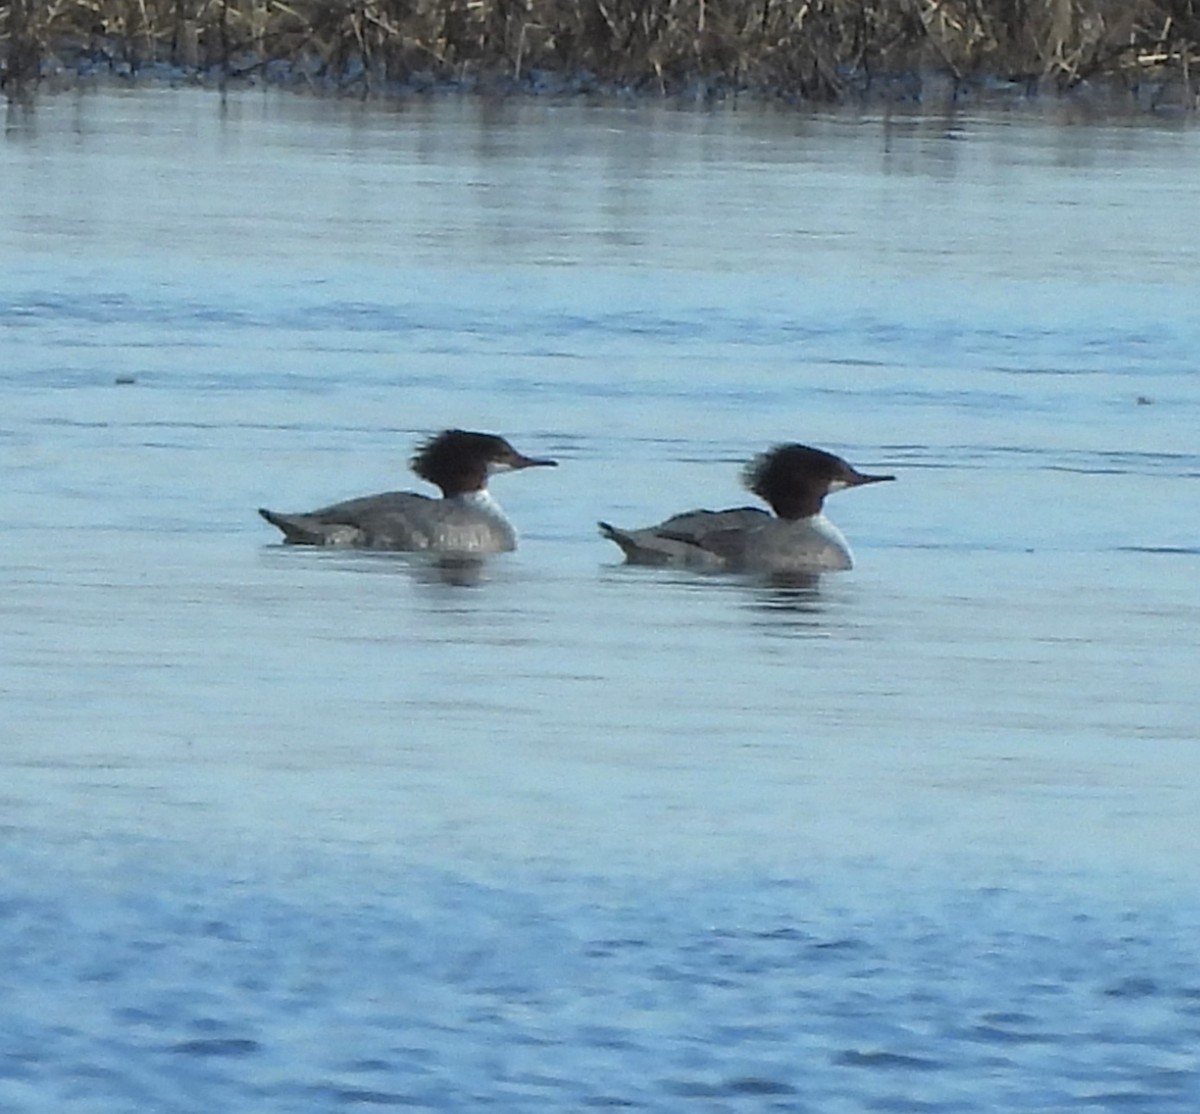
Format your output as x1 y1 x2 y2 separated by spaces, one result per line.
599 443 893 575
259 429 557 554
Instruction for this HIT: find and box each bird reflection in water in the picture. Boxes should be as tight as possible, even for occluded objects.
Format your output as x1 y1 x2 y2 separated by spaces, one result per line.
745 572 831 633
429 555 487 588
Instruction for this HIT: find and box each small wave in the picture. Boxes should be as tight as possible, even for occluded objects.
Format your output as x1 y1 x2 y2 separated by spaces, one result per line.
663 1076 798 1097
170 1037 261 1057
1115 546 1200 556
318 1086 423 1106
835 1049 944 1071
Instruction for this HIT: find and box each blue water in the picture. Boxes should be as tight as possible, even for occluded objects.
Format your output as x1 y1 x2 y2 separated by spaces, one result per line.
2 88 1200 1111
6 847 1200 1113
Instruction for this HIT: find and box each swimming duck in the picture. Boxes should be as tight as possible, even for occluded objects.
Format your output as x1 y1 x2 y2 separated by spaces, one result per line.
599 442 893 575
259 429 557 554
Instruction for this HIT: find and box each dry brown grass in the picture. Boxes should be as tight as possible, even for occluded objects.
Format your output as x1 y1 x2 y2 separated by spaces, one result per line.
4 0 1199 102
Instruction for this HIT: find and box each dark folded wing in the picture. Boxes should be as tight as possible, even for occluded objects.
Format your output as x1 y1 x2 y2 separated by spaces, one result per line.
656 507 770 544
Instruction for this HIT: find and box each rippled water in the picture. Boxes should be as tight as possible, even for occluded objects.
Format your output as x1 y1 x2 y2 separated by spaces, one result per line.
2 88 1200 1112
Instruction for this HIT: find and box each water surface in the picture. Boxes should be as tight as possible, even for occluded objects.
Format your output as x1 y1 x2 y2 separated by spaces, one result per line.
2 88 1199 1112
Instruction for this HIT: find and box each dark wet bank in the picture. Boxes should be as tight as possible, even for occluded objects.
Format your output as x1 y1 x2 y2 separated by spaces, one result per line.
9 49 1199 119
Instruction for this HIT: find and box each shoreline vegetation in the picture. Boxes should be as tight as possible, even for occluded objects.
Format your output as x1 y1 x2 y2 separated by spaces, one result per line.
3 0 1199 108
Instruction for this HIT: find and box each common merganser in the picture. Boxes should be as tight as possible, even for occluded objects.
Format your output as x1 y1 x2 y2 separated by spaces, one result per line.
599 443 893 575
259 429 557 553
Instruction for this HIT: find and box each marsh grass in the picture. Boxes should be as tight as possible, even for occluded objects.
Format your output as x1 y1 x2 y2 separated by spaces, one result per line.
3 0 1199 103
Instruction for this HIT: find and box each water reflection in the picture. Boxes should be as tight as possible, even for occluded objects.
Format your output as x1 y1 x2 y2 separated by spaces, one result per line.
742 576 832 635
428 555 488 588
603 560 835 635
4 100 34 135
760 570 823 593
261 545 491 587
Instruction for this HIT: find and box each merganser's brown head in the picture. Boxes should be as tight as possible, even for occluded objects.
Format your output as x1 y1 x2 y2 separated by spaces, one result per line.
742 443 894 520
411 429 557 498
